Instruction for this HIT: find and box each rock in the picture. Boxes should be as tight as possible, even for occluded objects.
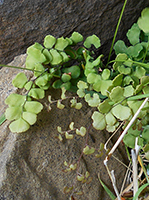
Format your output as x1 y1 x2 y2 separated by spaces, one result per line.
0 54 128 199
0 0 149 64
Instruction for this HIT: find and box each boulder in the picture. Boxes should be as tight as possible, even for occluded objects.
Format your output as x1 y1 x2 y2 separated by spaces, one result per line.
0 0 149 64
0 54 127 199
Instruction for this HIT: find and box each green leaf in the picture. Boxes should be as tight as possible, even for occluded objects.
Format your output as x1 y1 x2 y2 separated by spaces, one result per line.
84 35 101 49
24 81 34 91
44 35 56 48
105 112 116 126
134 66 146 79
85 93 100 107
137 7 149 33
52 80 63 89
76 126 86 137
34 63 45 77
28 88 45 99
93 79 112 95
0 113 6 125
112 74 123 86
126 23 140 45
75 102 82 109
91 111 106 130
70 32 83 43
142 128 149 142
61 87 67 100
24 101 43 114
112 104 131 120
109 86 124 103
87 73 101 84
55 37 69 51
26 46 46 63
118 65 131 75
35 73 49 87
5 107 22 120
98 99 112 114
65 132 74 139
9 118 30 133
50 49 62 65
22 112 37 125
113 53 128 70
42 49 52 64
5 94 26 107
69 122 74 130
60 82 71 90
106 123 119 132
98 176 116 200
114 40 127 55
63 65 80 79
127 44 143 58
101 69 110 80
83 146 95 155
57 100 65 109
60 52 69 62
133 183 149 200
123 85 134 97
12 72 28 88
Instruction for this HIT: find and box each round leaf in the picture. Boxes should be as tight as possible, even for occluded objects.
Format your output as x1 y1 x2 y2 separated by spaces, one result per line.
109 86 124 103
137 8 149 33
55 37 69 51
9 118 30 133
12 72 28 88
50 49 62 65
84 35 101 49
112 104 131 120
44 35 56 48
70 32 83 43
91 111 106 130
24 101 43 114
5 94 26 107
5 106 22 121
28 88 45 99
22 112 37 125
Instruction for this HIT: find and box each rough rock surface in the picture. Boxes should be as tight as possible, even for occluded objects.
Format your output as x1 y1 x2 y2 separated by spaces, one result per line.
1 0 149 64
0 54 128 199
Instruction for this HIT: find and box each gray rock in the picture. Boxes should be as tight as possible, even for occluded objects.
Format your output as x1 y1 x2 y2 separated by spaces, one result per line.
0 0 149 64
0 54 128 199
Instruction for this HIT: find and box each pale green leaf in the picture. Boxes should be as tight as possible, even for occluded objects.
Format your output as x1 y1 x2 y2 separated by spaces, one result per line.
5 106 22 121
105 112 116 126
44 35 56 48
114 40 127 55
69 122 74 130
9 118 30 133
22 112 37 125
112 74 123 86
24 101 43 114
83 146 95 155
34 63 45 77
98 99 112 113
76 126 86 137
0 114 6 125
65 132 74 139
5 94 26 107
85 93 100 107
123 85 134 97
12 72 28 88
57 100 65 109
127 43 143 58
118 65 131 75
112 104 131 120
134 66 146 79
101 69 110 80
91 111 106 130
28 88 45 99
109 86 124 103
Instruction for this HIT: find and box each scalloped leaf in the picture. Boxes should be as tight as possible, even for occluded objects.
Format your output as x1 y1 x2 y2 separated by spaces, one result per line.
12 72 28 88
127 43 143 58
34 63 45 77
84 35 101 48
26 46 46 63
42 49 52 64
123 85 134 97
126 23 140 45
134 66 146 79
35 73 49 87
9 118 30 133
85 93 100 107
28 88 45 99
70 32 83 43
22 112 37 125
44 35 56 48
5 106 22 121
118 65 131 75
60 52 69 62
91 111 106 130
112 104 131 120
55 37 69 51
5 94 26 107
112 74 123 86
24 101 43 114
137 7 149 33
87 73 101 84
63 65 80 79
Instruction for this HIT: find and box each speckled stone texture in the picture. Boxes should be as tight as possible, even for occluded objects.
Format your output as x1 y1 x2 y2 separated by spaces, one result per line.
1 0 149 64
0 54 128 199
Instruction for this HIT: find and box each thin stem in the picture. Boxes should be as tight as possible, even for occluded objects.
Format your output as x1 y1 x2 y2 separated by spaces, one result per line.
106 0 128 66
0 64 42 72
